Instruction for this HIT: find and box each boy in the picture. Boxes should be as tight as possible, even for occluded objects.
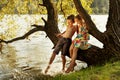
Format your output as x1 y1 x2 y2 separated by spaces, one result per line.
45 14 77 73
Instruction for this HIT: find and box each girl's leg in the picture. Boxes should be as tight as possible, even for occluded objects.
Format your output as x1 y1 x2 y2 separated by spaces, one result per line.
70 47 78 65
65 47 78 73
69 43 74 58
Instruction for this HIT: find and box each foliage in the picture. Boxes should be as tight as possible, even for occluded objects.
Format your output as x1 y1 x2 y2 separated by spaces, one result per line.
0 0 94 19
0 0 93 15
0 15 19 40
81 0 93 14
0 0 47 15
56 0 93 16
91 0 109 14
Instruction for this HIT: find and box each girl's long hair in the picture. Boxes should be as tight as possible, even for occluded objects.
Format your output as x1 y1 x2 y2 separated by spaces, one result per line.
75 14 89 30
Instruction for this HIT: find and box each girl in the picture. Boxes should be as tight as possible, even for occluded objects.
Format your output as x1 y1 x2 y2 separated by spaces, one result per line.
65 15 91 73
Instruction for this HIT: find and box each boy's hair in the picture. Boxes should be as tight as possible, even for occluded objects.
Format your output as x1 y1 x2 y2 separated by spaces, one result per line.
67 14 75 22
75 14 82 21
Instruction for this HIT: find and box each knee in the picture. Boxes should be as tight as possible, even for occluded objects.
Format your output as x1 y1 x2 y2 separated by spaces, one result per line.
69 48 73 53
73 48 78 52
61 55 65 60
61 54 64 58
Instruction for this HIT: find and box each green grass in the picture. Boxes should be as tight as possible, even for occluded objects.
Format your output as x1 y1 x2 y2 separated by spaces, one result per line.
53 61 120 80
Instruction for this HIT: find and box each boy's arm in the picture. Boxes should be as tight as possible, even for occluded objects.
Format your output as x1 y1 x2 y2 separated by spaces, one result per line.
62 31 66 34
56 31 66 37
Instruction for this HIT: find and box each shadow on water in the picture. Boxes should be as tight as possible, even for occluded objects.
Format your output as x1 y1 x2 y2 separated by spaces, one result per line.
0 42 53 80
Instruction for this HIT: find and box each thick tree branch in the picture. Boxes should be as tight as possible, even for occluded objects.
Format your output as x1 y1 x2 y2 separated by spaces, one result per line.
73 0 105 44
43 0 58 24
66 44 119 65
41 0 59 45
0 26 44 43
41 17 47 24
31 24 44 29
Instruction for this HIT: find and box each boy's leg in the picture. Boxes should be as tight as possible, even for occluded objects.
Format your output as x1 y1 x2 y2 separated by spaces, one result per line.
45 52 56 73
45 38 64 73
61 39 71 71
65 47 78 73
61 55 66 71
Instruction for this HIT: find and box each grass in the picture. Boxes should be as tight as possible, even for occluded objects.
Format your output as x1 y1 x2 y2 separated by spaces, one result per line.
53 61 120 80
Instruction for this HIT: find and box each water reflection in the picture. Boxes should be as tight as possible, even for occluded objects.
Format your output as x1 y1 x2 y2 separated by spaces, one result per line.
0 44 17 79
0 33 58 79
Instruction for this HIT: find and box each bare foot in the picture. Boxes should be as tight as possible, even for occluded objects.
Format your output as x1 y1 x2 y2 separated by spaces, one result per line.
65 63 77 73
45 65 50 74
65 67 74 73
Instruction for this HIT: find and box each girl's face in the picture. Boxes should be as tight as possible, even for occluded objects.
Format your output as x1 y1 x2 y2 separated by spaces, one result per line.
74 18 82 24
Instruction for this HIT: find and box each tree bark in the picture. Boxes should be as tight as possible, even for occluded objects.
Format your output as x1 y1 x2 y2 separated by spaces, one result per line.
42 0 60 45
105 0 120 50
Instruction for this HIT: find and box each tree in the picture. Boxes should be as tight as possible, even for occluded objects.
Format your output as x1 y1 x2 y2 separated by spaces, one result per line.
1 0 120 66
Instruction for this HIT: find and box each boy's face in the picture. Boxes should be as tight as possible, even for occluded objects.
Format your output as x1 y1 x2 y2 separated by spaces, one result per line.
67 19 73 26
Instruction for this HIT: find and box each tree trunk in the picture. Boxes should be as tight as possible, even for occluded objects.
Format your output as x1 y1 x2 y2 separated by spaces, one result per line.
42 0 60 45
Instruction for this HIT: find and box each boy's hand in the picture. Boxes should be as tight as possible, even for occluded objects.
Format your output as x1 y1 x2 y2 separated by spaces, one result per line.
56 33 62 38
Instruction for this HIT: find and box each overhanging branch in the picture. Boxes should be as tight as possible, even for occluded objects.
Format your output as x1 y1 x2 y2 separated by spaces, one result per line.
0 26 44 43
73 0 105 44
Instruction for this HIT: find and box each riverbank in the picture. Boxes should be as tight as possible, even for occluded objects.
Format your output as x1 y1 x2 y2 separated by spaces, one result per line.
53 61 120 80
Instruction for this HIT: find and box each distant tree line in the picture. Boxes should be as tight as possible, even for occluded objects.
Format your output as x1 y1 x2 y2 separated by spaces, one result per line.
91 0 109 14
